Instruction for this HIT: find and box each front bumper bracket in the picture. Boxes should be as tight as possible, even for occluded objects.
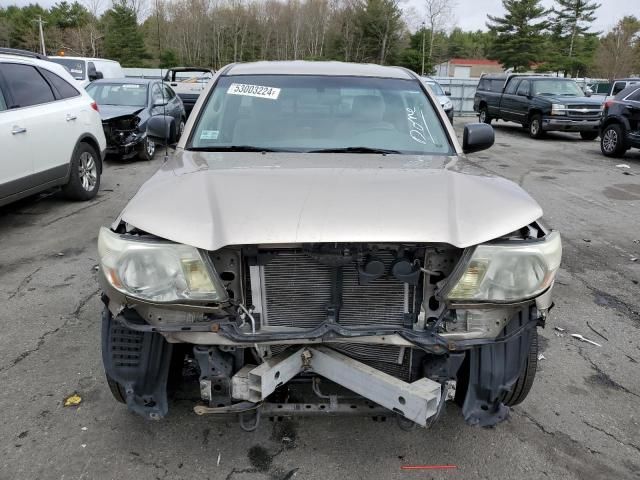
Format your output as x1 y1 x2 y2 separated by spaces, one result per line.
231 346 442 427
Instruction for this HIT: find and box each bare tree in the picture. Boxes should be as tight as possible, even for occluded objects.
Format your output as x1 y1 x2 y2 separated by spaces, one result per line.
592 16 640 81
422 0 453 75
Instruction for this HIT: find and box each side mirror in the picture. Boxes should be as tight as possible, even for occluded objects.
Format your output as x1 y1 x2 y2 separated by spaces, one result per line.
463 123 494 154
585 90 592 97
88 69 103 81
445 90 451 96
147 115 177 147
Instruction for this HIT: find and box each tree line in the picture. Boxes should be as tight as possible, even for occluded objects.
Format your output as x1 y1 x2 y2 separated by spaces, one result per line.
0 0 638 80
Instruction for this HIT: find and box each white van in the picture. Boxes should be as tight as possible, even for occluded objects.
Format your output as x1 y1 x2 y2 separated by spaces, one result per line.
49 56 124 88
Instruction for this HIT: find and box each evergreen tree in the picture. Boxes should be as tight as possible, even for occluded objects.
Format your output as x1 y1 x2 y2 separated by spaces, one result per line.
546 0 600 76
486 0 549 72
356 0 404 65
103 3 148 67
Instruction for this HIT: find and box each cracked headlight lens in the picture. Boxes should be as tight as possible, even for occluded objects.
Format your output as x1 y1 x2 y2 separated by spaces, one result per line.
446 231 562 303
98 227 226 303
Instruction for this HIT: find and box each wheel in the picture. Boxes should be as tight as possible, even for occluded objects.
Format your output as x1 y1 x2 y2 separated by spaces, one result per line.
479 105 492 124
528 114 545 139
501 329 539 406
139 137 156 161
177 117 186 140
62 142 101 200
580 131 599 141
105 373 127 403
600 124 627 157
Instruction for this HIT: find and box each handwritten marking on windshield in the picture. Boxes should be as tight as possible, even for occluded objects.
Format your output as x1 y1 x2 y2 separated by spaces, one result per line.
406 107 436 145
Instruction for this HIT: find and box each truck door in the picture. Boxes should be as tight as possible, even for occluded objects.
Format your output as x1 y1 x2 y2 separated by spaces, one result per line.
499 78 522 123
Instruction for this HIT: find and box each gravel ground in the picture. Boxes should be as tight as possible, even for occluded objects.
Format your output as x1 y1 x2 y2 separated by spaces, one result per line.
1 119 639 480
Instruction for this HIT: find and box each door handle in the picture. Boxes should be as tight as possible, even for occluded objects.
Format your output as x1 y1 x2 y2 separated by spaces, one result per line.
66 114 77 121
11 126 27 135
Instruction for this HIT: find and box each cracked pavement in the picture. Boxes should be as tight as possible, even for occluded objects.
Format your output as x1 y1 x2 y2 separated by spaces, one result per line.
1 121 639 479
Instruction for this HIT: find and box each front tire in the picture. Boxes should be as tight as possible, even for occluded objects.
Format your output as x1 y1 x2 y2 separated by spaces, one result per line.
501 329 538 406
529 114 545 139
600 124 627 157
106 373 127 403
580 131 599 141
479 105 492 124
62 142 101 201
139 137 156 161
177 117 186 140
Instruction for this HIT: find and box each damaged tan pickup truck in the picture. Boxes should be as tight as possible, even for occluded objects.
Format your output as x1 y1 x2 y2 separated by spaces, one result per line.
97 61 562 430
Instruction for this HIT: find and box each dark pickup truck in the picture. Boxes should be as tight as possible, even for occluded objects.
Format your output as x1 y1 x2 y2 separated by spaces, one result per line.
473 74 602 140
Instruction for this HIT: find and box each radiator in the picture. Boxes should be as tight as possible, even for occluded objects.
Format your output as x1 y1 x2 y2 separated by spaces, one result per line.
253 249 415 380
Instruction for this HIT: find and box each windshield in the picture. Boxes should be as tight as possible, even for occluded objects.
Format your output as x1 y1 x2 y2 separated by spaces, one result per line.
86 83 148 107
532 80 584 97
424 81 445 96
50 58 85 80
189 75 451 155
175 71 213 84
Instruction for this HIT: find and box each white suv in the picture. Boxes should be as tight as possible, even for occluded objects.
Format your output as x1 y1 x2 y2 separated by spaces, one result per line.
0 48 106 207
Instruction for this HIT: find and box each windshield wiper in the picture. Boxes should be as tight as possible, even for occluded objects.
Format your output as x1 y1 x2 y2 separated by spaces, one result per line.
308 146 402 154
187 145 283 152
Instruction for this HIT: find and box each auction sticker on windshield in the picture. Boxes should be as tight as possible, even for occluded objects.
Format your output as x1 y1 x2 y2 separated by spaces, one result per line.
227 83 280 100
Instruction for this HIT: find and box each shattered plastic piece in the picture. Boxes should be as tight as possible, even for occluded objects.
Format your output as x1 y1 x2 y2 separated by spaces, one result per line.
554 326 566 332
616 164 631 169
81 427 87 431
57 252 65 257
217 452 221 467
537 354 545 361
63 393 82 407
631 258 638 262
570 334 601 347
401 465 458 470
81 444 87 448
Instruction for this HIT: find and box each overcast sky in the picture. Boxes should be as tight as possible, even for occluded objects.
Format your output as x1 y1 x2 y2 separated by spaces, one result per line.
0 0 635 34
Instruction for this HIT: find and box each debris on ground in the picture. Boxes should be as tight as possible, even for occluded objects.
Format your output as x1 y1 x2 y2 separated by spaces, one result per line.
216 452 221 467
400 465 458 471
570 334 601 347
554 327 566 332
56 252 65 257
586 321 609 341
63 393 82 407
582 239 591 243
631 257 638 262
81 427 87 431
537 354 545 361
616 164 631 169
81 444 86 448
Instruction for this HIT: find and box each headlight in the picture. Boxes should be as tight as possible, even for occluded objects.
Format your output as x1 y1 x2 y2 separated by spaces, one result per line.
98 227 226 303
442 100 453 110
551 104 567 116
445 231 562 303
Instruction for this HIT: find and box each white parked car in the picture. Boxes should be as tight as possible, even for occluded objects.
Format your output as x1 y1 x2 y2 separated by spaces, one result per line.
0 48 106 207
49 56 124 88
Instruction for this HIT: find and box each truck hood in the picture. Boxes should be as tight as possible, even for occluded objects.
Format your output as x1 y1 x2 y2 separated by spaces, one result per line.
117 152 543 250
541 95 603 106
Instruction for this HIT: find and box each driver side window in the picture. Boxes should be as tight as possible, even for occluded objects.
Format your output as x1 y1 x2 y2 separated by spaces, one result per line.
151 84 164 105
0 84 6 111
517 80 530 96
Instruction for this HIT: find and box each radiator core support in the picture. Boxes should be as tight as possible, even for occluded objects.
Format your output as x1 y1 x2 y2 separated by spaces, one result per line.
230 346 442 427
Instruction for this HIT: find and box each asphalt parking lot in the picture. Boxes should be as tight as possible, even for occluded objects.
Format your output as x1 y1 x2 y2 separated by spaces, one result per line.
1 119 639 480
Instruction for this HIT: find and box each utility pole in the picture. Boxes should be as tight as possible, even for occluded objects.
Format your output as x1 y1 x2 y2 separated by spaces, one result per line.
421 21 426 77
420 22 425 77
34 16 47 55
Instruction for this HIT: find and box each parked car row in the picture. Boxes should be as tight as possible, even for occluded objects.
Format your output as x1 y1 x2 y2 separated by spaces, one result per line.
0 48 188 208
474 73 640 158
